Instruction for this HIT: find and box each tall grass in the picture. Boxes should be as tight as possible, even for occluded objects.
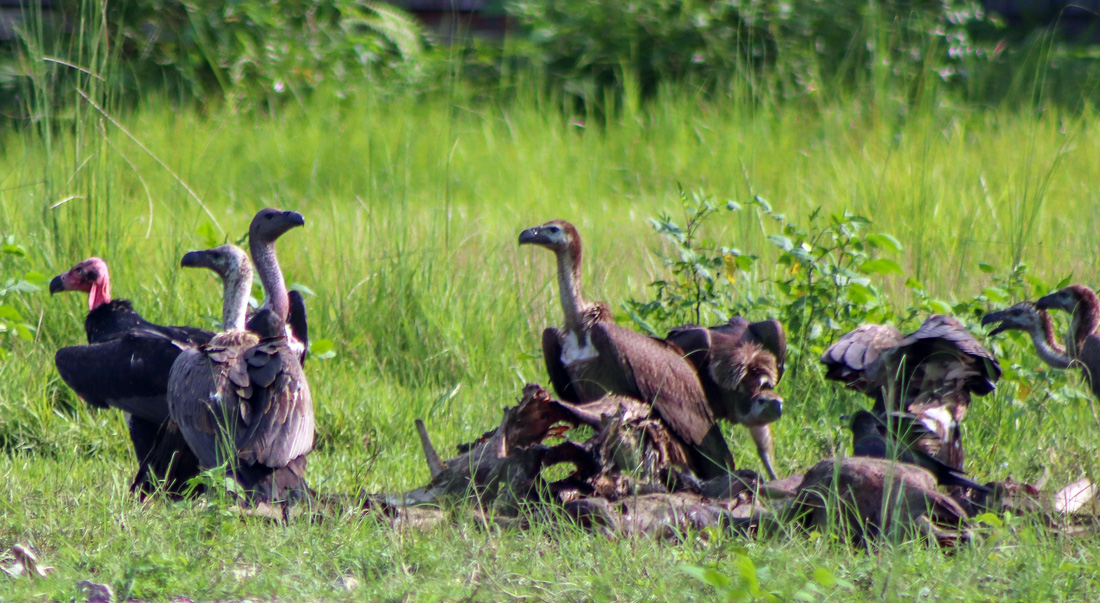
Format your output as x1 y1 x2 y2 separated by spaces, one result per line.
4 6 1100 601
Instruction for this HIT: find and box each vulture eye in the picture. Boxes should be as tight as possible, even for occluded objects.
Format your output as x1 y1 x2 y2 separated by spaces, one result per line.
547 225 561 233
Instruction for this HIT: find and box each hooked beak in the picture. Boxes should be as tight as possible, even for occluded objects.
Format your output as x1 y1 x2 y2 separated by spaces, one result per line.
180 250 210 269
283 210 306 228
980 310 1009 336
49 274 66 295
1035 293 1058 310
518 227 545 246
744 392 783 425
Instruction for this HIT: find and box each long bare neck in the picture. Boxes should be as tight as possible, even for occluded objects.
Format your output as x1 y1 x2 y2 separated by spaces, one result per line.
1030 311 1070 369
221 263 254 332
89 276 112 311
555 249 586 331
251 237 288 321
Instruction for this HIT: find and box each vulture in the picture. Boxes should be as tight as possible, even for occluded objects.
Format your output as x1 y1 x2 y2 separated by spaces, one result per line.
820 324 904 412
1035 285 1100 397
665 318 786 480
981 301 1071 369
168 211 313 503
823 315 1000 475
50 257 211 495
519 219 733 480
849 410 989 493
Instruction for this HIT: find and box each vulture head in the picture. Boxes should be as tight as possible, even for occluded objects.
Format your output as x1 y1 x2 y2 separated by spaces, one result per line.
181 244 254 332
518 220 582 261
250 208 306 245
50 257 111 311
180 244 253 284
981 302 1044 337
1036 285 1096 314
709 342 783 426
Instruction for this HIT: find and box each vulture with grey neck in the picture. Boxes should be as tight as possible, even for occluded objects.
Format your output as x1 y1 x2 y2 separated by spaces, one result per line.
1035 284 1100 398
50 257 211 495
519 219 733 480
168 210 314 502
665 318 786 480
981 301 1071 369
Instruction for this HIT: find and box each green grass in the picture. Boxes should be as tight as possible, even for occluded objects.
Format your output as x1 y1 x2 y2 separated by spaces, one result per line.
3 83 1100 600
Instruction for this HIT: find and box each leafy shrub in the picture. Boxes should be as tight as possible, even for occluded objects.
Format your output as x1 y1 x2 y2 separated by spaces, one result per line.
9 0 431 111
0 238 44 360
507 0 997 105
626 186 1067 382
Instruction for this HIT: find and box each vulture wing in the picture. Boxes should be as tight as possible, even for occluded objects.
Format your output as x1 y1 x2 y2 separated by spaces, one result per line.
664 324 713 378
589 322 733 479
821 324 904 386
747 320 787 382
894 314 1001 396
235 338 315 468
167 346 228 470
54 329 194 424
287 289 309 365
130 418 203 498
542 327 603 403
1075 334 1100 399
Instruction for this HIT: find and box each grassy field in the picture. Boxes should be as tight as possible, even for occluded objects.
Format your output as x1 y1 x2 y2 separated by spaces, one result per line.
3 81 1100 600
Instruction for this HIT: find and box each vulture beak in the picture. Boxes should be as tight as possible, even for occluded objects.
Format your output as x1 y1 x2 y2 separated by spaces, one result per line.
980 310 1008 336
517 227 543 246
1035 293 1058 310
282 210 306 228
746 392 783 425
49 274 66 295
180 250 211 269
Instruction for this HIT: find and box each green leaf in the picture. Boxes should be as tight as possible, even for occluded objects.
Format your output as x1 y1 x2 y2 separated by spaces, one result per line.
767 235 793 252
1055 274 1074 289
858 259 904 276
680 565 731 590
1 244 27 257
975 512 1003 527
928 299 953 314
866 233 902 253
977 262 996 274
23 272 49 285
310 338 336 360
195 221 221 249
753 196 772 212
289 283 316 297
0 305 21 321
812 567 837 588
10 281 39 293
14 323 34 342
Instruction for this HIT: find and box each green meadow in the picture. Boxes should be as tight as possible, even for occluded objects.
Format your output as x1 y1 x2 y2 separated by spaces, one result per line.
3 78 1100 599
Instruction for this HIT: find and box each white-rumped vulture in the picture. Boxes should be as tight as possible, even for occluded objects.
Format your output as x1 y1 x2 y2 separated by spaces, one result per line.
519 219 733 480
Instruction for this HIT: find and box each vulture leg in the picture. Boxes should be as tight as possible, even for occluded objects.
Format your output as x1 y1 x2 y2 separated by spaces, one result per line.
747 424 777 481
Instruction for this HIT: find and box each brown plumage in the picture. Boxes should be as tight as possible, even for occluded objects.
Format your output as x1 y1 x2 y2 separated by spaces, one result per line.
823 315 1000 475
820 324 904 407
169 211 314 503
1037 285 1100 398
520 220 733 480
666 318 786 480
